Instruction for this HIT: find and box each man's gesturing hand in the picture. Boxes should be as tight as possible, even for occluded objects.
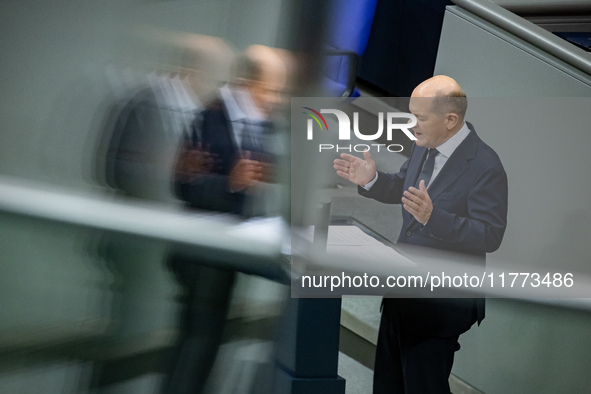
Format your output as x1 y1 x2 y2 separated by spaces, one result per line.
229 151 262 192
333 151 377 186
402 180 433 225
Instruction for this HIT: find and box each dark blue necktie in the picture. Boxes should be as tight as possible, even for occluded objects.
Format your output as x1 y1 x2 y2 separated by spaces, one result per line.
416 148 439 188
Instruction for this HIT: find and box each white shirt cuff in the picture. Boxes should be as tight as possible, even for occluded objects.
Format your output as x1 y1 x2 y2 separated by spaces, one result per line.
361 172 379 190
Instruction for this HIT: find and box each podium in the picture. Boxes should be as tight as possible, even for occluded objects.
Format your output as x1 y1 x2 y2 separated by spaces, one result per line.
272 197 401 393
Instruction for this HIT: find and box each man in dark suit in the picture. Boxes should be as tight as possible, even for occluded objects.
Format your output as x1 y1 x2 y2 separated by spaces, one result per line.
164 45 289 394
333 75 508 393
174 45 288 216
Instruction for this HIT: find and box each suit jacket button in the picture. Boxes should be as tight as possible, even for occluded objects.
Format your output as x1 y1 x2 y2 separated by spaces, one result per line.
406 230 412 237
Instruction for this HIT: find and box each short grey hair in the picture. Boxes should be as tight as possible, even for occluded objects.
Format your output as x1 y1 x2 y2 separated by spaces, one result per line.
431 89 467 119
231 53 264 85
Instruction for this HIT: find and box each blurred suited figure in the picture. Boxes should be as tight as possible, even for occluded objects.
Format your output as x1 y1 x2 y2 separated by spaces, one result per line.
164 45 290 394
103 33 234 202
173 44 289 215
93 32 236 391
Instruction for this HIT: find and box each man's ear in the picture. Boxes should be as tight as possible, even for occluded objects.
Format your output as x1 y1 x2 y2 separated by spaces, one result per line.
445 113 459 130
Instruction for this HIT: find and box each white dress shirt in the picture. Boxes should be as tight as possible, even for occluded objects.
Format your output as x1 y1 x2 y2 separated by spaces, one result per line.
363 121 471 190
219 84 248 148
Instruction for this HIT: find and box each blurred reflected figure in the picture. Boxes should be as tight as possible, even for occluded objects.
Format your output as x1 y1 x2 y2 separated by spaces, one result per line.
173 44 289 215
95 32 238 392
164 45 290 394
103 33 234 202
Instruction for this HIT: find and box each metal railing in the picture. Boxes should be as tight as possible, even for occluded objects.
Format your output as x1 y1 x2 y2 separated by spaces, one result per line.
0 175 290 282
2 173 591 310
452 0 591 75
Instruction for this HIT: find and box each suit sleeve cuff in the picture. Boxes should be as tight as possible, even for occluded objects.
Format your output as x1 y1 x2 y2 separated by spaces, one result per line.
361 172 379 190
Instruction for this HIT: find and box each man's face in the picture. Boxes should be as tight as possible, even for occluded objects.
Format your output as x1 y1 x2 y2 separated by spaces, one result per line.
408 97 449 149
248 69 287 119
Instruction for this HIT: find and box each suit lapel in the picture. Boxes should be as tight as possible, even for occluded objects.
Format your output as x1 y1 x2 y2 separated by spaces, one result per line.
218 99 239 153
427 127 479 201
402 145 427 227
407 145 428 190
